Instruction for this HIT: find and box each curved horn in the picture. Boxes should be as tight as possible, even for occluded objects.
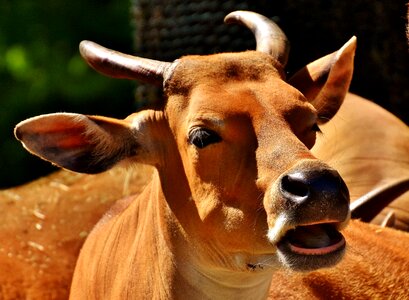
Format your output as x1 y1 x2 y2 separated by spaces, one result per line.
224 11 290 67
79 41 172 86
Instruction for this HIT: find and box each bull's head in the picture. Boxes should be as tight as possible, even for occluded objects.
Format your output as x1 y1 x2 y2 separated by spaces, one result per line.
15 11 354 273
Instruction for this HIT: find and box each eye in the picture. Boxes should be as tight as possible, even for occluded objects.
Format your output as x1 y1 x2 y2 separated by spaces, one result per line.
311 123 321 133
188 128 222 149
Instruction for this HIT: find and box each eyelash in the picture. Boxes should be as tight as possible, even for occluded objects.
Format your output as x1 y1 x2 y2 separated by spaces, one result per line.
188 128 222 149
187 122 318 149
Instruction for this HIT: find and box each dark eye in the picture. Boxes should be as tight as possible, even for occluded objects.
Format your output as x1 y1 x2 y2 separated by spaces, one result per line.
188 128 222 149
311 123 321 133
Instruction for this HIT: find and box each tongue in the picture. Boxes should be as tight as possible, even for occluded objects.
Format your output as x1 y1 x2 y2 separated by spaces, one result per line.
286 224 345 255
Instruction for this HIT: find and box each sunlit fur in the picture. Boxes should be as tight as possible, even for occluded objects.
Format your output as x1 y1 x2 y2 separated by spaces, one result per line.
313 94 409 231
15 24 357 300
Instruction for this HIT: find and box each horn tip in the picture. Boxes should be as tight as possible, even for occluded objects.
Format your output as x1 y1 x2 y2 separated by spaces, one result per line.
79 40 98 58
79 40 91 58
337 36 357 59
224 10 249 24
346 36 357 47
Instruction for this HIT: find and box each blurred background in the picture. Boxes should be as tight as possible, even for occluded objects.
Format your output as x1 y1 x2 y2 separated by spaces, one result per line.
1 0 408 188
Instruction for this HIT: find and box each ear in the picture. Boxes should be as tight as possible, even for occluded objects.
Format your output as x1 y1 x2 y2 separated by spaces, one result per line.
14 113 140 174
288 36 357 123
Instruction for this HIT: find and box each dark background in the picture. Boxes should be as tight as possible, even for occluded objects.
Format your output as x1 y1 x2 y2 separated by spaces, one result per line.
1 0 408 188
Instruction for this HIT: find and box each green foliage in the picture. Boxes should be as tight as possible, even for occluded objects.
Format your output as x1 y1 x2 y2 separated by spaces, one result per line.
0 0 135 188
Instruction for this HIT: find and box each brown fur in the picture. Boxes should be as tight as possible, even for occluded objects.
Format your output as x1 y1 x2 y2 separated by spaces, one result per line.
313 93 409 231
15 41 356 298
10 11 408 299
1 171 409 299
269 220 409 299
0 166 151 299
165 51 282 97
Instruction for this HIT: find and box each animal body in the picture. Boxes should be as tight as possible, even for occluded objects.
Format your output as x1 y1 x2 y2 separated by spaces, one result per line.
0 166 151 299
13 10 409 299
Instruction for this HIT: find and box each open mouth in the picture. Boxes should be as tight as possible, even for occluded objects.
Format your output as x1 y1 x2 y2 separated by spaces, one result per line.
276 222 346 271
278 223 345 255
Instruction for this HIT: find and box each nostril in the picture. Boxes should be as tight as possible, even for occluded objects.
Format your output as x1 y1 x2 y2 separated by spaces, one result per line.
281 174 310 200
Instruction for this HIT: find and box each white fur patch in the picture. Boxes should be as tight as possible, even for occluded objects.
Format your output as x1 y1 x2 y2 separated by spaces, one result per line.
266 214 293 244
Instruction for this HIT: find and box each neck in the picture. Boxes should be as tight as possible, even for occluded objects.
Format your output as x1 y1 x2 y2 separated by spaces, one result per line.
152 170 274 299
71 170 274 299
175 260 273 299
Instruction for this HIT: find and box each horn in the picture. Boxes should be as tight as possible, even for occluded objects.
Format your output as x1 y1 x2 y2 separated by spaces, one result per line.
224 11 290 67
79 41 172 86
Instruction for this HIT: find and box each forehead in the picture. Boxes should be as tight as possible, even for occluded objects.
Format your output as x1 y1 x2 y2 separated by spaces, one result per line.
166 51 310 121
165 51 282 95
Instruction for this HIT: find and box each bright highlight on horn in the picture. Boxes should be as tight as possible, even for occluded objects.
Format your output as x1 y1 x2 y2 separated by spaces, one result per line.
224 10 290 67
79 40 172 86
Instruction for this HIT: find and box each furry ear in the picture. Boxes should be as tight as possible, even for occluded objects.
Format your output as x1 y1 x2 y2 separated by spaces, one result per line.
288 36 357 123
15 113 139 174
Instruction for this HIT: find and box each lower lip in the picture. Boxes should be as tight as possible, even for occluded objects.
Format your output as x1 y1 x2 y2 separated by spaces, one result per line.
288 235 346 255
276 233 346 272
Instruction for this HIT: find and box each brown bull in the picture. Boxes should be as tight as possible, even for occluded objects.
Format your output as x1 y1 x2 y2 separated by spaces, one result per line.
12 11 409 299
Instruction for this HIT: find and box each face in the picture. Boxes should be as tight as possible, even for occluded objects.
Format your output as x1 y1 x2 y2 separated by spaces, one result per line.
15 38 354 273
162 52 350 271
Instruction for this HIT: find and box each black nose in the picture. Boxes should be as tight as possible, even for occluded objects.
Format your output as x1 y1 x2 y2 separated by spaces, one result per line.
279 168 350 222
280 172 311 203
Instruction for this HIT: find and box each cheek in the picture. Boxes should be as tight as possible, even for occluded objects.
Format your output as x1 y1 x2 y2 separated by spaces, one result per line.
201 203 271 251
188 147 259 207
188 146 224 183
195 145 258 186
